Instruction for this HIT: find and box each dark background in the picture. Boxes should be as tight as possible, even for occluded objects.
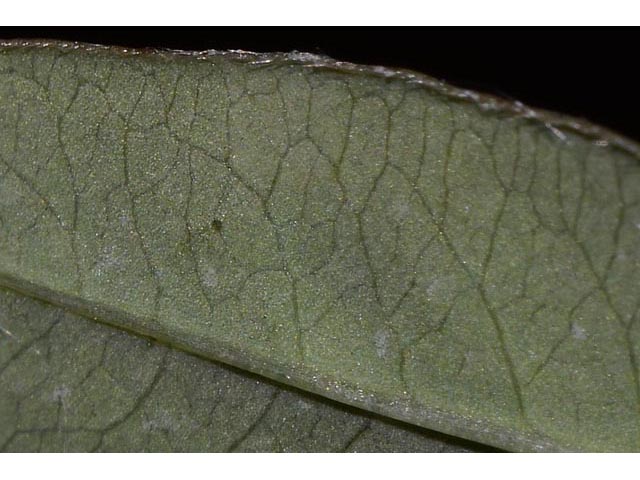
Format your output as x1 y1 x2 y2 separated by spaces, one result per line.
1 28 637 142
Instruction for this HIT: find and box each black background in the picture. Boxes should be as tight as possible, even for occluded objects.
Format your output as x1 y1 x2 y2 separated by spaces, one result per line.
1 28 637 142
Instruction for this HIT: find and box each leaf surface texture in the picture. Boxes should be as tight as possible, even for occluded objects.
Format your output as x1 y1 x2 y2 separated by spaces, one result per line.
1 42 639 451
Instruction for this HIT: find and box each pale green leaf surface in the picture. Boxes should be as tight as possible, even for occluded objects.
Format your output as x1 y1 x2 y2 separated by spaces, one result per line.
1 41 639 451
0 288 482 452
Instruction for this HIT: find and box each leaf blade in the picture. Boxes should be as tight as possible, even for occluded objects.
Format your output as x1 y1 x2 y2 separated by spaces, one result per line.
0 288 486 452
1 41 639 451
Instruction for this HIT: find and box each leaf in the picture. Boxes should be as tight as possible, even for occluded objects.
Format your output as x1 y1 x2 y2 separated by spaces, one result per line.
0 287 484 452
0 40 639 452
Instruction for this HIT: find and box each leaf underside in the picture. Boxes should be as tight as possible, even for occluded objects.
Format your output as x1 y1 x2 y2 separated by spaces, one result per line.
0 287 487 452
0 41 639 452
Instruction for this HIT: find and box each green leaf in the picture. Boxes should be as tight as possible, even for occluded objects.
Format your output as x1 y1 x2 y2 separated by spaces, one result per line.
1 40 639 452
0 287 483 452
